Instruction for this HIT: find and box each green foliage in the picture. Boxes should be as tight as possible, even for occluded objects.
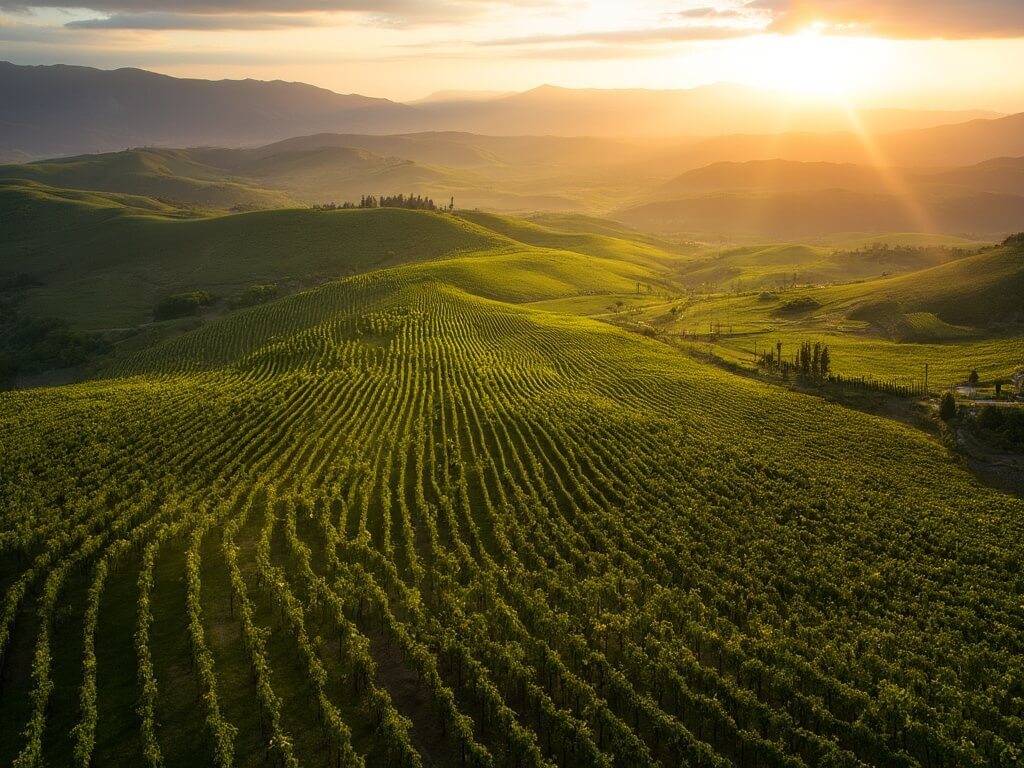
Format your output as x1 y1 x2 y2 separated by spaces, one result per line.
0 302 110 382
939 391 957 420
1 187 1023 768
3 253 1023 767
0 180 515 327
153 291 215 321
970 406 1024 449
775 296 820 314
316 193 439 211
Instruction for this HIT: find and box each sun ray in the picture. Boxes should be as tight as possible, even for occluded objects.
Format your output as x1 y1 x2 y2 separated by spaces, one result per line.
833 96 937 234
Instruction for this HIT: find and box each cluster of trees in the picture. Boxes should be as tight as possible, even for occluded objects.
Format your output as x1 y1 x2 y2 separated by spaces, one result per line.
942 394 1024 448
973 405 1024 448
1002 232 1024 247
795 340 831 380
0 301 110 383
314 194 453 212
757 340 831 381
773 296 820 315
228 284 278 310
154 291 215 321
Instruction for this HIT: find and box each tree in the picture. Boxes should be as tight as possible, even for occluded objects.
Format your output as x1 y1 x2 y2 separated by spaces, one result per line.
968 370 979 386
154 291 214 321
939 392 957 421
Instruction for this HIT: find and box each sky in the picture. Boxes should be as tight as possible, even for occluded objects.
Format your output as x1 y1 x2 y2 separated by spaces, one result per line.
2 0 1024 110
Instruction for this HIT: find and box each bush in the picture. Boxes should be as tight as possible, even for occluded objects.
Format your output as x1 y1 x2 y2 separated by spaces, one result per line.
154 291 215 321
0 301 111 382
1002 232 1024 247
775 296 820 314
977 406 1004 430
939 392 957 421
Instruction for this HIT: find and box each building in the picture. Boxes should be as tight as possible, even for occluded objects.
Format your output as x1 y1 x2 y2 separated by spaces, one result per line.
1013 369 1024 395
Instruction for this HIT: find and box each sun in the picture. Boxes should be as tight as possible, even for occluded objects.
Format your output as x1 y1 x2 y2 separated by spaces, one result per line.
736 30 887 99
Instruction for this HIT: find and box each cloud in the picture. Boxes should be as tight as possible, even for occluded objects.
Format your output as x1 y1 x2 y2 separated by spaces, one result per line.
748 0 1024 38
677 7 748 20
65 12 318 29
0 17 70 41
0 0 529 23
483 24 758 48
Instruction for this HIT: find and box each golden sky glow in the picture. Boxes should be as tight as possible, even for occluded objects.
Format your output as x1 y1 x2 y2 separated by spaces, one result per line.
2 1 1024 109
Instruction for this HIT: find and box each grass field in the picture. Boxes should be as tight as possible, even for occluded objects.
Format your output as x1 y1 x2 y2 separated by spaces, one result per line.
2 187 1023 767
628 242 1024 387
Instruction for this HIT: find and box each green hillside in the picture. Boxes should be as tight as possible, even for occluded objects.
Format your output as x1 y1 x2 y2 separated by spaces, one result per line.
814 232 995 249
664 239 975 293
0 180 517 328
822 243 1024 326
2 238 1023 768
454 210 688 268
0 141 616 214
634 239 1024 386
0 150 298 210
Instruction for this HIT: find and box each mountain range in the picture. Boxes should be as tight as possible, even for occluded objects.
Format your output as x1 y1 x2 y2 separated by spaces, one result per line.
0 61 1007 162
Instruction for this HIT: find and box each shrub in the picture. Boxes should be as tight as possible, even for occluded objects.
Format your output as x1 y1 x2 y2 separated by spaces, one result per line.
977 406 1004 430
0 303 111 381
154 291 215 321
938 392 957 421
775 296 820 314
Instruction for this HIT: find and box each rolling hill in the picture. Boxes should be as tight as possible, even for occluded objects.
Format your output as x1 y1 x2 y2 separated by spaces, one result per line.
615 188 1024 239
0 149 299 210
658 157 1024 197
0 136 652 213
663 112 1024 171
0 179 518 327
2 203 1022 767
822 239 1024 328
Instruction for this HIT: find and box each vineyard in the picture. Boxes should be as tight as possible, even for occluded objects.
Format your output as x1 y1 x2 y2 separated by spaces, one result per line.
1 251 1023 768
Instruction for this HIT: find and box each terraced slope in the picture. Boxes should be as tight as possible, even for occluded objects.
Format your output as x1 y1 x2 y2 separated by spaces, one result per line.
1 253 1022 768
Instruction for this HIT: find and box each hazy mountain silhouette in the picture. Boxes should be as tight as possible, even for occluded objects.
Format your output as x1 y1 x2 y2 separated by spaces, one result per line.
0 61 416 161
666 113 1024 172
659 157 1024 197
0 62 1008 162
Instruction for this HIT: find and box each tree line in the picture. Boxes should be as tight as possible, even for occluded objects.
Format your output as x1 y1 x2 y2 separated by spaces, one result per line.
314 194 454 212
757 340 831 382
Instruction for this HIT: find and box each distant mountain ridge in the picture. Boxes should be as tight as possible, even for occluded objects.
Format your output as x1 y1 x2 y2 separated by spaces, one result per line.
659 157 1024 196
0 61 1009 162
0 61 416 161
